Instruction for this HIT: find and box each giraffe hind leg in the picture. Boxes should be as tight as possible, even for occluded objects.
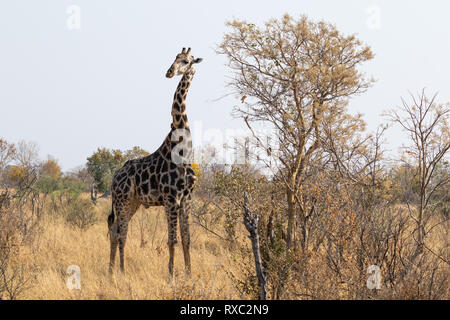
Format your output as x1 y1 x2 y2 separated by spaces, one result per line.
109 236 118 273
109 205 133 273
118 201 141 273
109 212 119 273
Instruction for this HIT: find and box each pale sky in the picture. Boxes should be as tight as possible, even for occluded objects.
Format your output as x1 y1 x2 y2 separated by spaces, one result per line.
1 0 449 170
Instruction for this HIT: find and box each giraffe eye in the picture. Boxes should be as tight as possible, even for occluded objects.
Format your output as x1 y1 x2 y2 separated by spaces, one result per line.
181 60 189 65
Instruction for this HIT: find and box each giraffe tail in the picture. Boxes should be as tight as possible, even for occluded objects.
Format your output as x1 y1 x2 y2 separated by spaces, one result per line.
107 208 115 238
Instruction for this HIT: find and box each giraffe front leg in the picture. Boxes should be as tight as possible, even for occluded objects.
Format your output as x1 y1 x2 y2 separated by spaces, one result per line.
165 203 179 278
179 201 191 276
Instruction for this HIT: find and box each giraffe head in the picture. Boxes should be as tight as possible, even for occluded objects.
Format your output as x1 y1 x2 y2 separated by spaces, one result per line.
166 47 203 78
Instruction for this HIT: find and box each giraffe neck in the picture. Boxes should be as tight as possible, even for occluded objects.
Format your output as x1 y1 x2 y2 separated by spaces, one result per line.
171 69 195 130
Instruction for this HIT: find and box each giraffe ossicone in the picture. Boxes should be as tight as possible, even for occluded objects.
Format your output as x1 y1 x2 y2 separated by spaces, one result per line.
108 47 203 277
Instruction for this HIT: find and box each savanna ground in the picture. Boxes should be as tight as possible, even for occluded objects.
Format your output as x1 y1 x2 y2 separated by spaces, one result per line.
4 196 244 300
1 187 448 300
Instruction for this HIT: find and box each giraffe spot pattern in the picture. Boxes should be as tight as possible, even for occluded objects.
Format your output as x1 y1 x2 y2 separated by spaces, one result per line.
109 60 199 275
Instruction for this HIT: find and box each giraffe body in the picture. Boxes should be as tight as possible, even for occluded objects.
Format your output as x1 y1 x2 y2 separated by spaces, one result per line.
108 48 202 276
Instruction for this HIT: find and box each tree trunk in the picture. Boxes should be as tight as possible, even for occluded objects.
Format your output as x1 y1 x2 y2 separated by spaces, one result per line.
243 192 267 300
90 183 97 205
286 187 296 248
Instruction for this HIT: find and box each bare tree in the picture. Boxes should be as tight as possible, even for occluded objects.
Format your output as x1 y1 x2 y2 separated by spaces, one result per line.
0 139 16 189
0 139 16 171
14 140 40 168
0 139 40 299
385 90 449 264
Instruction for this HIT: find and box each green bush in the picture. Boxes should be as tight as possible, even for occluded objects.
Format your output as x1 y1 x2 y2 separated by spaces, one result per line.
36 176 62 195
60 178 87 201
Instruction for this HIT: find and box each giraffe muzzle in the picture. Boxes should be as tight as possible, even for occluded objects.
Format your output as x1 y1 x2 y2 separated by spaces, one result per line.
166 69 174 78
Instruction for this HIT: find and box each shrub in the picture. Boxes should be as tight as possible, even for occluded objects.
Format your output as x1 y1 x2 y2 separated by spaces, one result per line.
35 176 62 195
64 198 97 230
0 182 40 299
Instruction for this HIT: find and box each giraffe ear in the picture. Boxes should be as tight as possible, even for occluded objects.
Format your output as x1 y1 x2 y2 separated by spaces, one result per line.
193 58 203 64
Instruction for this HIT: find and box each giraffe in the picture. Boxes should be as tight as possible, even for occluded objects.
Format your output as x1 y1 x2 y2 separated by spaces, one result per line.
107 47 203 277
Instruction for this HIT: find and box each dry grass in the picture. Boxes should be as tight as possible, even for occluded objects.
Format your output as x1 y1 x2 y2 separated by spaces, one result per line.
13 198 242 300
3 194 448 300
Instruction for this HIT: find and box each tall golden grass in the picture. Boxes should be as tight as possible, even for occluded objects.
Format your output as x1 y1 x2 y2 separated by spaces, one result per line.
3 194 448 300
13 197 242 300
